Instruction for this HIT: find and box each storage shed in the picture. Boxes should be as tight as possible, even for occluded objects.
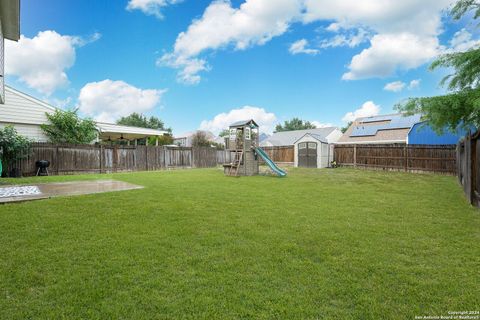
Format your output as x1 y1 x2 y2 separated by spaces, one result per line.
293 133 334 168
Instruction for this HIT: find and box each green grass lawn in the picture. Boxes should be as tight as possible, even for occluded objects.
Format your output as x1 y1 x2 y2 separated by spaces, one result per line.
0 168 479 319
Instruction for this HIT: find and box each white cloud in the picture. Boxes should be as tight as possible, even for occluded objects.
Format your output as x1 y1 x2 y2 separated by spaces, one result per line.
303 0 452 35
383 79 421 92
199 106 277 133
289 39 319 55
159 0 303 83
320 27 370 49
5 30 100 95
78 80 166 123
384 81 406 92
342 101 380 122
326 22 342 32
161 0 456 83
126 0 182 19
157 53 209 85
49 97 73 109
408 79 421 89
342 33 440 80
307 0 453 80
448 28 480 52
311 121 334 128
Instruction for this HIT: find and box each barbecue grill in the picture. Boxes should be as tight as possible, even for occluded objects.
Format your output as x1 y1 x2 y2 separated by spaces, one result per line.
35 160 50 176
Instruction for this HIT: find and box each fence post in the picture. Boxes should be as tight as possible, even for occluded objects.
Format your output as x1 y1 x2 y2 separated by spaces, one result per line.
56 145 60 175
404 145 408 172
191 147 195 168
353 145 357 168
163 146 167 168
470 133 476 205
113 145 118 173
100 145 104 174
145 146 149 171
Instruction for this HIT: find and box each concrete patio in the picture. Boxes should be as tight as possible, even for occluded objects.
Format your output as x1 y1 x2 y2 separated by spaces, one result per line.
0 180 143 203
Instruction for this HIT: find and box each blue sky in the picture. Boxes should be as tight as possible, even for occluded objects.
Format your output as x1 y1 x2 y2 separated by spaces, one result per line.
5 0 479 135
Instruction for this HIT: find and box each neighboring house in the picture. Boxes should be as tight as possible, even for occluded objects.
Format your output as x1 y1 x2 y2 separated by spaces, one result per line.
337 114 421 144
259 132 270 143
0 86 167 143
173 130 216 147
213 135 225 146
0 0 20 104
337 113 466 145
260 127 342 147
0 86 56 141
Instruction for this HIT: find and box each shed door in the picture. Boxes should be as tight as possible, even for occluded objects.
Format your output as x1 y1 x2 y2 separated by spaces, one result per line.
298 142 317 168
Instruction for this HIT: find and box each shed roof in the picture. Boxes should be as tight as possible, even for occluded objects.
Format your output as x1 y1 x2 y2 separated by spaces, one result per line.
260 127 337 147
293 133 328 144
0 0 20 41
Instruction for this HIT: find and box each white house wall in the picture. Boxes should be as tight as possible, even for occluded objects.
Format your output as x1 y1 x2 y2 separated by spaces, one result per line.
0 23 4 104
1 88 54 125
325 129 342 143
0 87 54 141
0 122 49 142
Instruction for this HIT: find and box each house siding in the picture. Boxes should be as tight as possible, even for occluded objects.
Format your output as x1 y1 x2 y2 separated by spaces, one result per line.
0 22 4 104
0 122 49 142
0 87 54 141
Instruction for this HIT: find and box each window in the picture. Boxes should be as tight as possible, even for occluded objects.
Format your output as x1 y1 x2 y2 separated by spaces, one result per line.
245 127 251 140
308 142 317 149
299 142 307 149
229 129 236 140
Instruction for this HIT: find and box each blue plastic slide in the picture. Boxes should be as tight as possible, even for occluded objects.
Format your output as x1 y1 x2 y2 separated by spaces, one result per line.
255 147 287 177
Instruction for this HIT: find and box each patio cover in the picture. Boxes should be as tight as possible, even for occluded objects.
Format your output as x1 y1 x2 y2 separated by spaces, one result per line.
96 122 168 141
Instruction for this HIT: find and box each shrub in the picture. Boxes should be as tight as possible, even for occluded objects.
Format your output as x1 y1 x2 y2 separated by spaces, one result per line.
41 109 97 144
0 126 32 176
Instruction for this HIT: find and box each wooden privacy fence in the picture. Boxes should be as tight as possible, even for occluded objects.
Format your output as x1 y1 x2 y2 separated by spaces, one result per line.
457 131 480 206
260 146 294 164
14 143 225 176
334 144 457 174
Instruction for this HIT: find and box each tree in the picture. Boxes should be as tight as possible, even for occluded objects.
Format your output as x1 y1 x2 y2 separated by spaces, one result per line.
41 110 97 144
191 131 212 147
218 129 230 137
117 113 172 133
396 0 480 132
0 126 32 176
341 121 352 133
275 118 317 132
147 134 174 146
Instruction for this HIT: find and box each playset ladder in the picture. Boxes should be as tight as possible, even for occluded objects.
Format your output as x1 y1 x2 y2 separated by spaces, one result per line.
229 150 244 176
